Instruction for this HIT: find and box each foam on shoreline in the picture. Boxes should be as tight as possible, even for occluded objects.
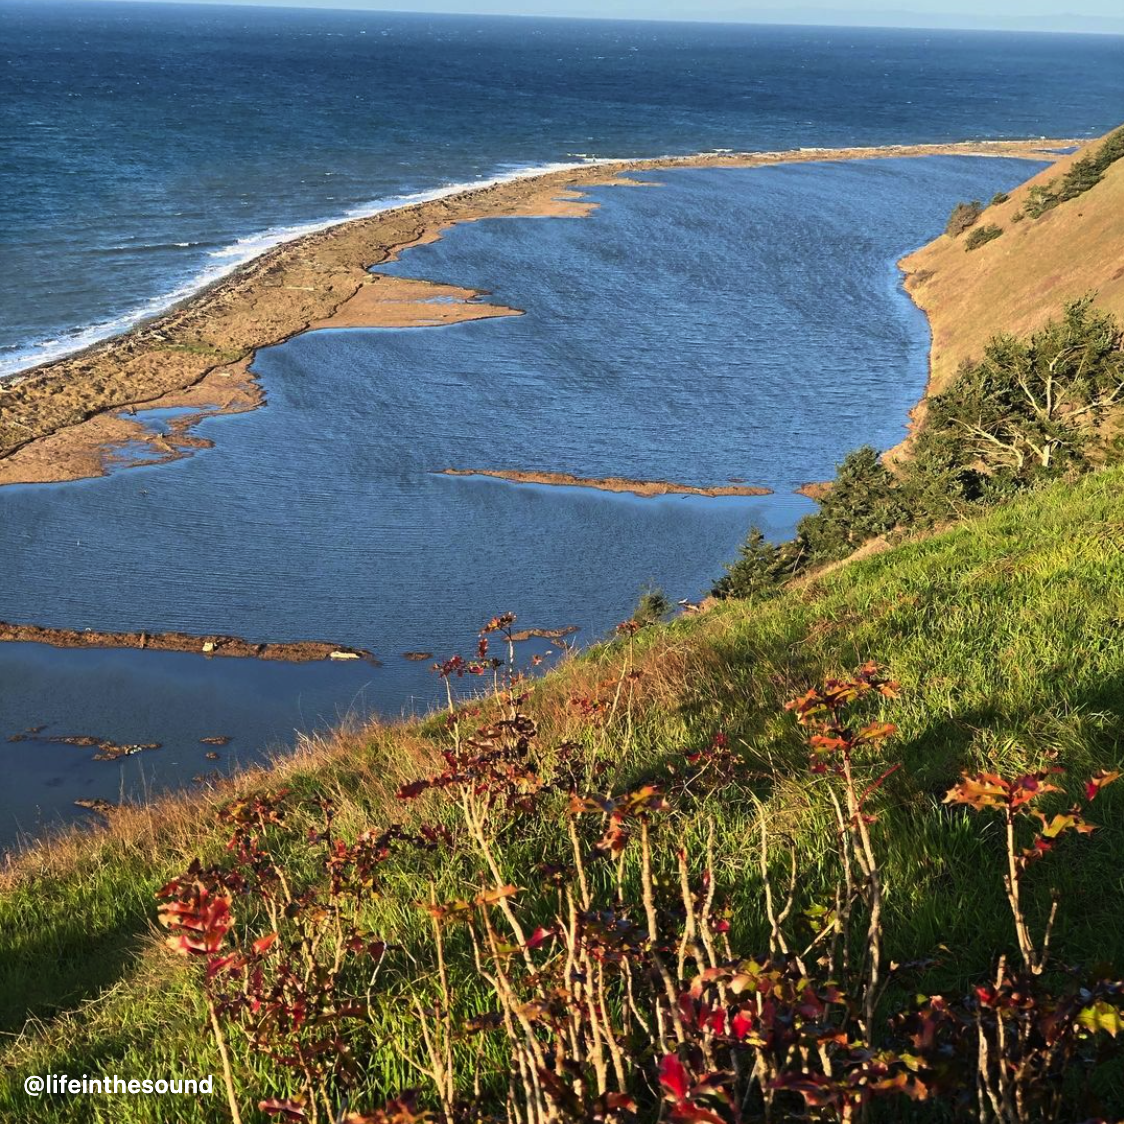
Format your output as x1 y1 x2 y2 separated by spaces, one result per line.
0 159 612 380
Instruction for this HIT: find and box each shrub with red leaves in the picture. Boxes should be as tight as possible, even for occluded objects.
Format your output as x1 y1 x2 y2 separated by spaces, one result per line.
155 641 1124 1124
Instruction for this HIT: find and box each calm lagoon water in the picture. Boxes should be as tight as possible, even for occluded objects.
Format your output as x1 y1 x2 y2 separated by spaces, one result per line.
0 155 1045 844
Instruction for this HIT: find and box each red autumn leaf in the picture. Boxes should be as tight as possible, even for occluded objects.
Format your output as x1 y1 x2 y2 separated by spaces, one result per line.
1009 773 1061 808
158 889 233 956
526 926 553 950
253 932 279 955
668 1106 728 1124
599 1092 637 1115
205 953 242 979
1087 769 1121 801
658 1053 690 1099
259 1099 307 1120
731 1008 755 1040
769 1072 840 1108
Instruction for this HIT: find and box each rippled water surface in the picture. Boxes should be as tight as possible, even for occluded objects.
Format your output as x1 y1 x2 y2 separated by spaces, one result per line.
0 156 1045 843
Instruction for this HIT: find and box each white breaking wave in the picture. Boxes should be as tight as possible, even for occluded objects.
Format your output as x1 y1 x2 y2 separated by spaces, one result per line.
0 156 616 380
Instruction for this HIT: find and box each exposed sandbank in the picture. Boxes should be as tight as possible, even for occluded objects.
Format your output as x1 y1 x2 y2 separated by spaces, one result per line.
439 467 773 497
73 797 119 818
510 626 580 642
0 621 379 664
0 138 1074 487
1 358 263 485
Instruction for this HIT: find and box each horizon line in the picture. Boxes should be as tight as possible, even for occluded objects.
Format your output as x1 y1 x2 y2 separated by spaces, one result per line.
14 0 1124 40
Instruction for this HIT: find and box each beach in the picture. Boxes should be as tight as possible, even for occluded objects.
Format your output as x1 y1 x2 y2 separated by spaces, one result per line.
0 138 1073 488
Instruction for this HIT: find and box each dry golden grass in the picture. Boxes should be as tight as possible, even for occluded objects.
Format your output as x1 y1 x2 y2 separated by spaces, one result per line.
901 129 1124 399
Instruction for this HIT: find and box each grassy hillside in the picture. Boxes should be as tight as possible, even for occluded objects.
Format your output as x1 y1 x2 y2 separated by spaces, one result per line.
901 126 1124 396
2 466 1123 1122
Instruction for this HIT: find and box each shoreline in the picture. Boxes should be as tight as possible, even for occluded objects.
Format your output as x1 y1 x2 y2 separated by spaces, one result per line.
0 622 380 664
0 159 608 383
0 137 1076 488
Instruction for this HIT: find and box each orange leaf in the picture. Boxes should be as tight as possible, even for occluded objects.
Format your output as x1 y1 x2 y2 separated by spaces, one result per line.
253 932 279 955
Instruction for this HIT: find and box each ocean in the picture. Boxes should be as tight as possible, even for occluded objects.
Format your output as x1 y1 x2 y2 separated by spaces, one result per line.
1 0 1122 376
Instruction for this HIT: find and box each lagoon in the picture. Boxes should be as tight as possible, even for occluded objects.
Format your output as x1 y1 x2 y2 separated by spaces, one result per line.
0 155 1044 844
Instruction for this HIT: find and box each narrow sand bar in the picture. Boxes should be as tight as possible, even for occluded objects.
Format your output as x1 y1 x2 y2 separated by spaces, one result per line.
438 468 773 497
0 139 1075 487
0 622 379 664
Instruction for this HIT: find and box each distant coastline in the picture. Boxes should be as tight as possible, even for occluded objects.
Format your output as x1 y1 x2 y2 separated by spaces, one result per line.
0 137 1074 488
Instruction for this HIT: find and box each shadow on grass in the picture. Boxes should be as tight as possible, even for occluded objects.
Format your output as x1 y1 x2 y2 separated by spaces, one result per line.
0 895 151 1035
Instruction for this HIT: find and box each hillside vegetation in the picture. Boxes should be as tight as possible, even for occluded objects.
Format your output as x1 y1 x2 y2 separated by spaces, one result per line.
2 465 1124 1122
902 126 1124 396
712 296 1124 596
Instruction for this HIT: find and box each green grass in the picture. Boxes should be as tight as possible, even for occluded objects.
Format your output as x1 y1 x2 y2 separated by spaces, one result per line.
2 467 1124 1121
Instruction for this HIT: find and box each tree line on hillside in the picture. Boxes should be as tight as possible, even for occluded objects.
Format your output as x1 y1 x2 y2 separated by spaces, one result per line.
1023 125 1124 219
713 298 1124 601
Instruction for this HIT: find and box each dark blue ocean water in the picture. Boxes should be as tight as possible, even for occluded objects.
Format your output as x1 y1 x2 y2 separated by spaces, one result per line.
1 0 1122 374
0 155 1044 842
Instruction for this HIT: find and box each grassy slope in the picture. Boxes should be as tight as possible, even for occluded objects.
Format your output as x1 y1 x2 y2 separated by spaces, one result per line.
2 466 1123 1121
901 129 1124 396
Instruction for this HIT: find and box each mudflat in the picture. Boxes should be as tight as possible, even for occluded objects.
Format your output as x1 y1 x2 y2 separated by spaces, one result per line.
438 468 773 497
0 621 379 664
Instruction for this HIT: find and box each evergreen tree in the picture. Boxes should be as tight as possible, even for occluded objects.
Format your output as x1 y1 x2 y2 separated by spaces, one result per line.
711 527 788 600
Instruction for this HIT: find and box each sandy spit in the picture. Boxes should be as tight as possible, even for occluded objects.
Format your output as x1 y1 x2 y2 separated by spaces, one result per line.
439 467 773 497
